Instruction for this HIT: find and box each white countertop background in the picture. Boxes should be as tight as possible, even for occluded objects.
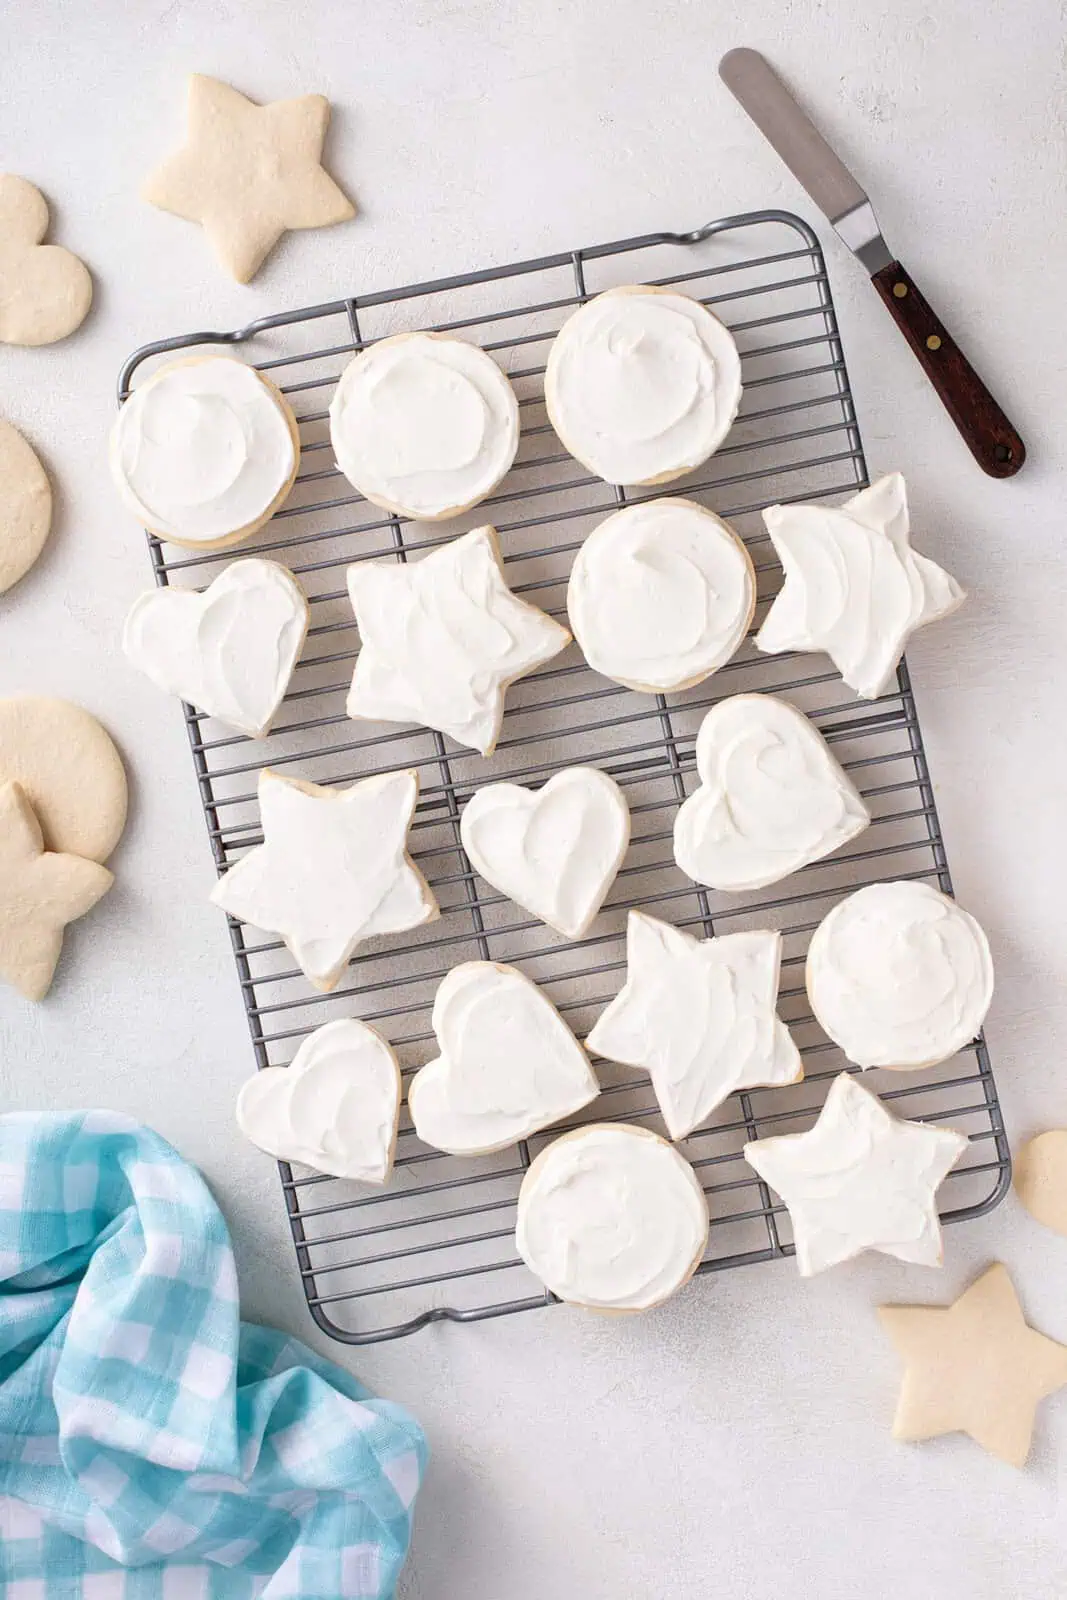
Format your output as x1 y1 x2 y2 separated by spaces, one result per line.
3 1 1067 1595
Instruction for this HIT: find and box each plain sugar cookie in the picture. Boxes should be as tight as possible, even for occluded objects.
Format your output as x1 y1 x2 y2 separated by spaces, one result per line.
0 697 127 862
0 175 92 346
1013 1130 1067 1237
0 419 51 595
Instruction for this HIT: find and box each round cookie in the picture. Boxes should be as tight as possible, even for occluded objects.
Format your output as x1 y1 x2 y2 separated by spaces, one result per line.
0 419 51 594
0 697 127 862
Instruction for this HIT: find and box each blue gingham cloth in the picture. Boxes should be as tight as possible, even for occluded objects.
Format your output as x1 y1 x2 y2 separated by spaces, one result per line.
0 1111 427 1599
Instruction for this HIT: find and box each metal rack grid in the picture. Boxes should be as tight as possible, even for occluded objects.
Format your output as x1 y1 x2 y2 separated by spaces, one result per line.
119 208 1010 1344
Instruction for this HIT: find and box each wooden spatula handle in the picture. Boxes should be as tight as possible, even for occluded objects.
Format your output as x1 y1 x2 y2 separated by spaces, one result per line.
871 261 1025 478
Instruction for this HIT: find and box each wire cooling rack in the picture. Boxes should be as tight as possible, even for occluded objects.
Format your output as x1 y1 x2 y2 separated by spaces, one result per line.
119 209 1010 1344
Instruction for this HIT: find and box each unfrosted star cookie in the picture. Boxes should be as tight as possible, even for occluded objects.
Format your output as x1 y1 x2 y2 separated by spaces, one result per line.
0 696 127 862
0 418 51 595
586 912 802 1141
346 525 571 756
0 175 92 346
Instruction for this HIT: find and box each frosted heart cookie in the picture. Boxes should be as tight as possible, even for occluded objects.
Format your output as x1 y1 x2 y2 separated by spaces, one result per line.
673 694 870 892
123 559 308 738
0 782 113 1000
329 332 520 521
0 419 51 595
515 1123 709 1312
1014 1131 1067 1237
586 912 802 1141
744 1072 968 1276
110 356 300 549
0 696 127 862
806 881 994 1070
237 1018 401 1183
0 175 92 346
211 767 438 991
346 525 570 756
459 767 629 940
544 285 742 486
755 474 965 699
567 499 756 692
407 962 600 1156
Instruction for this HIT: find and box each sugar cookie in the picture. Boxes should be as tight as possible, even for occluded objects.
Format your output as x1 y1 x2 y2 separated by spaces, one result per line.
0 175 92 346
0 419 51 595
0 696 127 862
1013 1130 1067 1237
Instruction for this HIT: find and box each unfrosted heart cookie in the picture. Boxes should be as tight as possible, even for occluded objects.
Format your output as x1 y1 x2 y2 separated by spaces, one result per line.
459 767 629 940
0 175 92 346
407 962 600 1156
0 419 51 595
123 559 308 738
1014 1131 1067 1237
237 1018 401 1183
0 696 127 862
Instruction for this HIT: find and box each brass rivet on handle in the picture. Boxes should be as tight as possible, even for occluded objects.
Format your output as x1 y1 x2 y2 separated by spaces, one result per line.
926 334 942 350
893 282 908 298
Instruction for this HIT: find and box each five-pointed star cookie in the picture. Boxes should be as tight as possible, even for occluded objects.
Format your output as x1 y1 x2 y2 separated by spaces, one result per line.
210 768 438 991
143 75 354 283
743 1072 968 1276
346 525 571 756
880 1263 1067 1466
755 473 965 699
586 912 802 1141
0 780 113 1000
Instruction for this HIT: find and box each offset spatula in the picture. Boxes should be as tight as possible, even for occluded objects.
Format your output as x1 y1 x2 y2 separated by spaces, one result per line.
719 47 1025 478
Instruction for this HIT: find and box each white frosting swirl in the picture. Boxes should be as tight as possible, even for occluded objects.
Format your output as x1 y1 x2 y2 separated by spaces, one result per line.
567 498 755 691
515 1123 709 1311
329 332 520 520
806 881 994 1070
545 286 742 486
673 694 870 892
110 356 298 546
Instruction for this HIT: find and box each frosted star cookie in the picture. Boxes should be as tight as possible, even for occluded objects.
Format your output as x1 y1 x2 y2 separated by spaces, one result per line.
346 525 571 756
211 768 438 992
586 912 802 1141
460 767 629 940
744 1072 968 1276
1014 1131 1067 1237
237 1018 401 1183
755 473 965 699
0 782 113 1000
407 962 600 1156
545 285 742 486
0 175 92 346
111 356 300 550
123 559 308 738
0 419 51 595
806 881 994 1071
142 74 354 283
0 696 127 862
329 333 520 521
567 499 756 692
515 1123 709 1312
673 694 870 893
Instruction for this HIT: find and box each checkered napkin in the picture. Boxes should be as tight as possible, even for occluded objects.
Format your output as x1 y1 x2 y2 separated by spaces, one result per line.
0 1111 427 1599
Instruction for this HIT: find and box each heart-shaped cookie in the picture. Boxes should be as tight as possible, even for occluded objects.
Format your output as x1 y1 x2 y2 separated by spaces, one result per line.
460 767 630 939
408 962 601 1155
236 1018 401 1183
123 558 308 738
0 175 92 346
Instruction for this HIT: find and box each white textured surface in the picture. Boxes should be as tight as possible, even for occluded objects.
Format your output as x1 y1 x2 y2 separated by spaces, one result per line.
1 2 1065 1596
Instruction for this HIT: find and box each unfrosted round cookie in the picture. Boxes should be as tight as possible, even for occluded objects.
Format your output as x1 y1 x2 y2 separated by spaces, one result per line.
0 419 51 594
545 285 743 486
329 332 520 520
110 355 300 549
567 498 755 691
0 696 127 862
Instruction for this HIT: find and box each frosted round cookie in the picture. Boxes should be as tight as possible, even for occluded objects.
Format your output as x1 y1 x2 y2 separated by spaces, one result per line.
515 1123 709 1312
110 355 300 549
329 332 520 520
0 696 127 862
0 419 51 594
806 881 994 1071
544 285 742 487
567 498 755 691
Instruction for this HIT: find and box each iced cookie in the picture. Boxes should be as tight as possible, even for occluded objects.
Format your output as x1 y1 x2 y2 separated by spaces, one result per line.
515 1123 709 1312
0 419 51 595
330 333 520 520
211 768 438 992
567 499 756 692
460 767 629 940
0 175 92 346
673 694 870 892
407 962 600 1156
545 285 742 486
587 912 802 1141
346 525 570 756
806 881 993 1070
0 696 127 862
123 558 308 738
237 1018 401 1183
